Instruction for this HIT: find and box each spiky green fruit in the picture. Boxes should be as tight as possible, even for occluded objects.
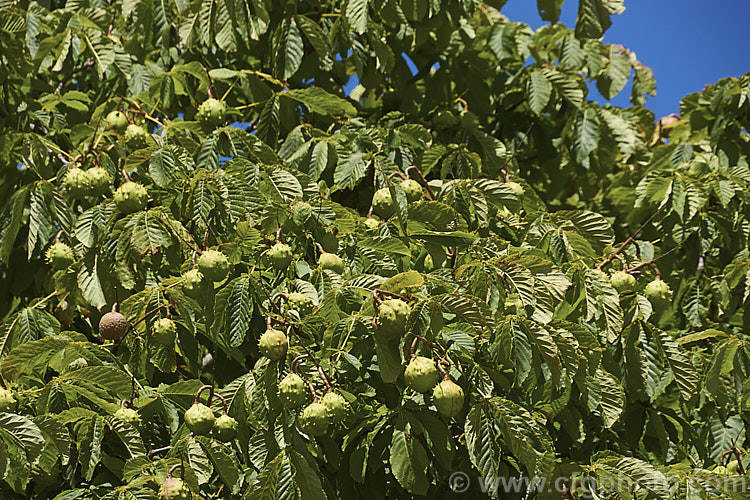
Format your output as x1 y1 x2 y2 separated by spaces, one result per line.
404 357 440 393
99 311 128 341
87 167 112 195
268 242 293 270
433 379 464 418
196 98 226 126
286 292 315 316
196 249 231 282
644 279 673 303
62 168 92 199
0 387 17 412
213 414 238 442
66 357 88 371
45 242 75 270
182 269 206 299
372 188 396 218
113 182 148 214
184 403 215 435
610 271 636 294
105 110 128 132
507 181 525 196
158 476 191 500
114 407 141 428
152 318 177 346
319 253 345 274
400 179 423 203
259 328 288 360
124 124 150 149
376 299 410 339
320 392 348 423
278 373 308 408
298 402 330 436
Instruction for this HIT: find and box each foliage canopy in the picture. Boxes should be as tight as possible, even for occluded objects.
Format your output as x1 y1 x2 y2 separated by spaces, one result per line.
1 0 750 498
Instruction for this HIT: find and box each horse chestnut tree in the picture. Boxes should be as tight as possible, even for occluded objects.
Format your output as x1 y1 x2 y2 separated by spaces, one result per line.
0 0 748 498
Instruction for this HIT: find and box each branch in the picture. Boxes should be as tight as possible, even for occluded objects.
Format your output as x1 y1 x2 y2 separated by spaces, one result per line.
597 207 663 271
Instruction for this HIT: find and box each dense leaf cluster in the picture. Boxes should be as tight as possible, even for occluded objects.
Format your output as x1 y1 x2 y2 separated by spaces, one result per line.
1 0 750 498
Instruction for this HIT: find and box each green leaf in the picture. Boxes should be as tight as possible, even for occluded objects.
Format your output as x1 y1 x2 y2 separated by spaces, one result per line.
274 18 303 80
389 428 429 495
283 88 357 118
575 0 623 39
528 70 552 114
537 0 566 23
345 0 369 34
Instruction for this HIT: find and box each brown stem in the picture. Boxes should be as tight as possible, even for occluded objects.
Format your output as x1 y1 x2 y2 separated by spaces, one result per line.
194 384 214 405
437 358 450 380
597 208 663 271
373 288 409 303
148 445 172 457
388 171 407 181
318 365 332 392
121 168 131 183
291 355 308 374
127 304 170 333
168 463 184 479
410 337 419 359
308 382 318 402
315 242 325 256
275 228 282 244
626 232 695 275
215 393 228 415
405 165 436 201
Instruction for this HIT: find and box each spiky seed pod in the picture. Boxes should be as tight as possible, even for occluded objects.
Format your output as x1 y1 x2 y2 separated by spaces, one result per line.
182 269 206 299
259 329 288 360
298 402 330 436
320 392 348 423
196 249 231 282
286 292 315 316
87 167 112 195
114 407 141 428
268 242 293 270
113 182 148 214
184 403 215 435
376 299 410 339
62 168 92 199
213 414 238 442
152 318 177 346
432 379 464 418
400 179 423 203
196 98 227 126
278 373 308 408
124 124 150 149
319 253 345 274
404 357 440 393
372 188 396 218
45 242 75 270
105 110 128 132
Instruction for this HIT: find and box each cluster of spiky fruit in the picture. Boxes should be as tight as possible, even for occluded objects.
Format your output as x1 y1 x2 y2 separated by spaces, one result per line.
114 181 148 214
184 401 238 442
62 167 112 199
319 252 345 274
196 98 227 126
403 356 464 417
371 178 424 218
297 392 349 437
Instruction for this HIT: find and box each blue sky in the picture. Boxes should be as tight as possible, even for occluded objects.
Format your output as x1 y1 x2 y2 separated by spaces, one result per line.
501 0 750 119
